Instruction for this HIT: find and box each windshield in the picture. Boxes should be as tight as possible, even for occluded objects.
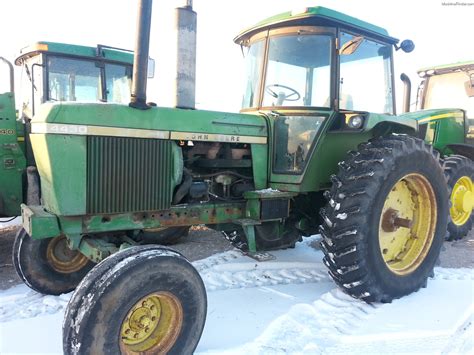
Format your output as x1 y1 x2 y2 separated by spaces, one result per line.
424 71 474 118
47 56 132 104
241 32 332 109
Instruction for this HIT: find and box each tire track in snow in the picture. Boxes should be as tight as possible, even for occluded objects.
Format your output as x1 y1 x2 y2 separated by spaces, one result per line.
228 288 378 354
201 263 330 291
0 289 70 322
434 267 474 280
200 268 474 354
192 250 242 273
440 314 474 355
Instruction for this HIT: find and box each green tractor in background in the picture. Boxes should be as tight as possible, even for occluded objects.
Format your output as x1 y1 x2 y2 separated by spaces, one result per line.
0 42 139 293
10 1 473 353
0 41 135 217
416 61 474 239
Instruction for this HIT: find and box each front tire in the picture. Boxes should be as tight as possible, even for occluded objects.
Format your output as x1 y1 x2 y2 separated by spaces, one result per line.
443 155 473 240
63 245 207 355
12 229 94 295
320 135 448 303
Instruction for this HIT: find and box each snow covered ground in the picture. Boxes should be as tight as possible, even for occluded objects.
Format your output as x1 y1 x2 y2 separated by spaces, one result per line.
0 217 20 229
0 235 473 354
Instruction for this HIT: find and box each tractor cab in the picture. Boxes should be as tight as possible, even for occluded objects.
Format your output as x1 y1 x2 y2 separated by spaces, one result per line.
417 61 474 146
234 7 412 183
15 42 134 118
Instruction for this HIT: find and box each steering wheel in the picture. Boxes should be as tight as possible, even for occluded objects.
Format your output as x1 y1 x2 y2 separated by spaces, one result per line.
265 84 301 103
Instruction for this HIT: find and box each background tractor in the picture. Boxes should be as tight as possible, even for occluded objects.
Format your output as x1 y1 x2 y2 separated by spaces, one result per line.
0 43 144 293
10 1 472 353
0 42 135 217
416 61 474 240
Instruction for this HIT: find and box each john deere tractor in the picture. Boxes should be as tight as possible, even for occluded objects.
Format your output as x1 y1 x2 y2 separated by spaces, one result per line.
12 1 472 353
0 42 135 217
416 61 474 239
0 42 140 293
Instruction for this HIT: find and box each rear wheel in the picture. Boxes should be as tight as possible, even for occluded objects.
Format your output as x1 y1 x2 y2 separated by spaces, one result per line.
320 135 448 303
63 245 207 355
444 155 474 240
12 229 94 295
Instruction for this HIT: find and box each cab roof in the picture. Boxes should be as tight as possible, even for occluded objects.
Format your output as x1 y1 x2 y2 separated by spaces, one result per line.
417 60 474 76
15 41 134 65
234 6 399 45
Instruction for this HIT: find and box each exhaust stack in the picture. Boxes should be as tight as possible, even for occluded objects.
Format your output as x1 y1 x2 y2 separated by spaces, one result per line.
0 57 14 93
129 0 153 110
174 0 197 109
400 73 411 114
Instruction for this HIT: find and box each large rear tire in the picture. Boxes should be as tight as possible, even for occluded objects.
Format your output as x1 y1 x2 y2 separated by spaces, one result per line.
320 135 448 303
12 228 94 295
443 155 473 240
63 245 207 355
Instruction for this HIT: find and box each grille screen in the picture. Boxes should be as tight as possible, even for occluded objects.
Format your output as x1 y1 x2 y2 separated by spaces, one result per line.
87 136 174 214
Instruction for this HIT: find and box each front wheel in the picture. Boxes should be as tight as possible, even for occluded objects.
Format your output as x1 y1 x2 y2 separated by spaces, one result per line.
320 135 448 303
12 229 94 295
63 245 207 355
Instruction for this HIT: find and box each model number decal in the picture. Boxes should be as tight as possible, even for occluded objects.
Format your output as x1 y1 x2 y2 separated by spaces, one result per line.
48 124 88 134
0 129 14 135
30 123 170 140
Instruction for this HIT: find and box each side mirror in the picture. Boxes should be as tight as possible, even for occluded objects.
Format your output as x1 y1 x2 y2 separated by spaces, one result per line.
147 58 155 79
397 39 415 53
340 36 364 56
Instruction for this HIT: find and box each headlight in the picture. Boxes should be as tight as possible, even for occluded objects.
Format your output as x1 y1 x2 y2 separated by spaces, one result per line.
347 115 364 129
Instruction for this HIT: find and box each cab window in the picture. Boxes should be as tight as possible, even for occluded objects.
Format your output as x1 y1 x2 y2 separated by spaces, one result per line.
339 32 394 114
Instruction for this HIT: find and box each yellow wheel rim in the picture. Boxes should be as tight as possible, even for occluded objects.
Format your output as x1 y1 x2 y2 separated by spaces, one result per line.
46 236 89 273
450 176 473 226
120 292 183 354
379 174 437 275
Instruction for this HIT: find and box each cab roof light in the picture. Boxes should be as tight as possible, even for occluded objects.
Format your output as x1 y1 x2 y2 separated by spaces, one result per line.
291 7 309 16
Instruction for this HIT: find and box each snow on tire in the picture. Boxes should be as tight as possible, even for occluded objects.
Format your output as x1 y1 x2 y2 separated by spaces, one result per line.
320 135 448 303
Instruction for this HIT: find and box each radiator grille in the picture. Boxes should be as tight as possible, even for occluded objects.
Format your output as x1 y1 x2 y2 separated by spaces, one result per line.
87 136 174 214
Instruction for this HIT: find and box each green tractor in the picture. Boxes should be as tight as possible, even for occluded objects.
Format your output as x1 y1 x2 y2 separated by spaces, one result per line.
0 42 137 292
416 61 474 239
12 2 472 353
0 42 135 217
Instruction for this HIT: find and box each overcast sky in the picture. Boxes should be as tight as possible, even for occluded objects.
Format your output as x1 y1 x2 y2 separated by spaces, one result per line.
0 0 470 112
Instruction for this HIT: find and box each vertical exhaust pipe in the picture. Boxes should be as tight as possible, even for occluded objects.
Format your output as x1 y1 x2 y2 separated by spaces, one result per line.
400 73 411 114
0 57 14 93
129 0 153 110
174 0 197 109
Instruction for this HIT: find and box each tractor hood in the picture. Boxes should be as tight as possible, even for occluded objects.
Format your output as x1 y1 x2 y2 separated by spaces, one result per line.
28 103 268 216
30 102 268 144
398 108 465 125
